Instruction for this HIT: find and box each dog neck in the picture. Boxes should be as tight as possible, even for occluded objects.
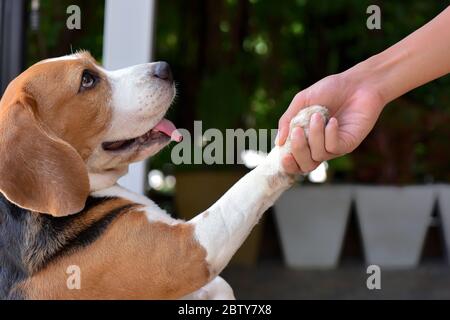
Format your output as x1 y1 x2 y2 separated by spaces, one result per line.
88 165 128 191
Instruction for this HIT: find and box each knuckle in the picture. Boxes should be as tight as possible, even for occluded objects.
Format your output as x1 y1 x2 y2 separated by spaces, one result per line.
326 144 340 155
311 153 324 162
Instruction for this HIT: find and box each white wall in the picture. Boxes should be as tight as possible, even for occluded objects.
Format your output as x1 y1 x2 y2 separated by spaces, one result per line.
103 0 156 194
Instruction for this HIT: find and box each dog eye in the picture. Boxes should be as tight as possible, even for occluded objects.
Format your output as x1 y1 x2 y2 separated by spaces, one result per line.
80 70 97 91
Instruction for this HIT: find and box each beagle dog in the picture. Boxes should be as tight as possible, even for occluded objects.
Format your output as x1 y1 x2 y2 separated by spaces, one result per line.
0 51 328 300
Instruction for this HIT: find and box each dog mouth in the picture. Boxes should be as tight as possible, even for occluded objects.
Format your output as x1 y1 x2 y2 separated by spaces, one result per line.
102 118 183 152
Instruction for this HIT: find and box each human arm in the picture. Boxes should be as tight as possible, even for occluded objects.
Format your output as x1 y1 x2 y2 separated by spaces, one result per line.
278 6 450 173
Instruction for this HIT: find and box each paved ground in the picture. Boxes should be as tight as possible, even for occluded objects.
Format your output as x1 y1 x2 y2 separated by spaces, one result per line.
222 260 450 300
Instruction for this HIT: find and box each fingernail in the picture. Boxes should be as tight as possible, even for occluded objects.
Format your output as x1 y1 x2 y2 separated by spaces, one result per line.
292 127 302 138
313 113 322 123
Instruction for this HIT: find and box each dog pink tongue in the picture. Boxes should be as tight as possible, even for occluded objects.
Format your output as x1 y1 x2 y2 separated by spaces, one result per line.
153 119 183 142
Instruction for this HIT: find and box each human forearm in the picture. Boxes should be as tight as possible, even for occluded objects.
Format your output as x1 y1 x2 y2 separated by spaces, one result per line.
346 6 450 105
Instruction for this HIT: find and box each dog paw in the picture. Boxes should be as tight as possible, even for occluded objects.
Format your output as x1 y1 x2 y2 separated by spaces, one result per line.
278 105 330 167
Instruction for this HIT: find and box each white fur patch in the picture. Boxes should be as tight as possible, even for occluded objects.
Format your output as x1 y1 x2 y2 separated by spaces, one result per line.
180 276 235 300
101 63 176 142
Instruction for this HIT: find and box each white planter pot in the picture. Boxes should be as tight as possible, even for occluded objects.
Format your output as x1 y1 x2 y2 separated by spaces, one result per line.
274 185 352 269
436 185 450 263
355 186 434 268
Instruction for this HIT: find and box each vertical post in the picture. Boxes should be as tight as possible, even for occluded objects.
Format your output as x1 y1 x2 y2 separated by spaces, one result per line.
102 0 156 194
0 0 25 95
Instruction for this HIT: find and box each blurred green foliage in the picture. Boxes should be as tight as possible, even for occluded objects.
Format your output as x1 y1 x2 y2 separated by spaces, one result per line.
26 0 104 65
154 0 450 183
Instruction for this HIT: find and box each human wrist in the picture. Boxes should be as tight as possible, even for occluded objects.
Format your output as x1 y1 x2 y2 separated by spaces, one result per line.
336 60 388 113
340 55 391 108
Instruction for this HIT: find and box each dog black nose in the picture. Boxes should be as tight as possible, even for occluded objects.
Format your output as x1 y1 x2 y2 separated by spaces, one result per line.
153 61 173 82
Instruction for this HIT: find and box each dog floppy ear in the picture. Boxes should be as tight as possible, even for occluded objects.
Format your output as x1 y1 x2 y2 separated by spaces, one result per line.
0 95 90 216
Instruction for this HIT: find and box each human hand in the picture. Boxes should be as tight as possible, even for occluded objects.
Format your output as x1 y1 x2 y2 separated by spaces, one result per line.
277 71 386 174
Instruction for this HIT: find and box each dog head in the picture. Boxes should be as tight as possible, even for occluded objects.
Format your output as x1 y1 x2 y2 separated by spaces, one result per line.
0 52 180 216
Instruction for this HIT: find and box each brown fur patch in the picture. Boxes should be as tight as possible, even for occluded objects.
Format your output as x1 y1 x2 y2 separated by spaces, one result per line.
16 207 209 299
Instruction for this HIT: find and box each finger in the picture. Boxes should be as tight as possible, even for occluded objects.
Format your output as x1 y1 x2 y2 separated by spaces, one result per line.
324 117 341 155
276 124 289 146
277 92 307 145
282 154 302 175
309 113 333 162
291 127 319 173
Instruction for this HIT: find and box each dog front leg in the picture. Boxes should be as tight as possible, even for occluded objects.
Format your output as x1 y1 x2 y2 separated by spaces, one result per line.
189 105 329 279
190 147 292 277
